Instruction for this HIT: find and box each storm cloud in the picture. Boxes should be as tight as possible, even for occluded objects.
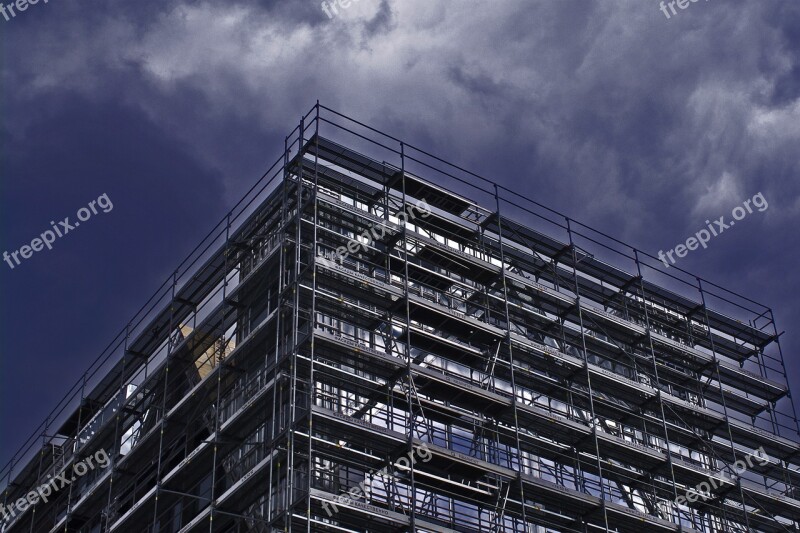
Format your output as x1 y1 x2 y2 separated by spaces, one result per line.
2 0 799 461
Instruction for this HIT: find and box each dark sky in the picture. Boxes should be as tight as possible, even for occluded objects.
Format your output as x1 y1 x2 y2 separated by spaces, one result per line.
1 0 799 468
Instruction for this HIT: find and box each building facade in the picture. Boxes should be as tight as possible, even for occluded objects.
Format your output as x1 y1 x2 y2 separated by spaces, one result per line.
1 104 799 532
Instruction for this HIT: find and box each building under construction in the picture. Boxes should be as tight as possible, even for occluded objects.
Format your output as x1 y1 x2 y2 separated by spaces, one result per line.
2 104 799 532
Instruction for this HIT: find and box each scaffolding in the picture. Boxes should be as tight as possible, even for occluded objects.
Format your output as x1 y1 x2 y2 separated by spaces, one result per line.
1 103 799 532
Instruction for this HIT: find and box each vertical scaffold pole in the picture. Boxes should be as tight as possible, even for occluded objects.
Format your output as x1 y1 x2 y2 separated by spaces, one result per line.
565 219 609 532
494 185 530 531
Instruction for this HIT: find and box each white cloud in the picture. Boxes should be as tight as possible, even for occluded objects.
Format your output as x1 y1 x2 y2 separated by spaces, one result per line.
693 171 744 216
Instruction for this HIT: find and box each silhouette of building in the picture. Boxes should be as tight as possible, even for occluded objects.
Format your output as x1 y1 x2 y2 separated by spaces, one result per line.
2 104 799 532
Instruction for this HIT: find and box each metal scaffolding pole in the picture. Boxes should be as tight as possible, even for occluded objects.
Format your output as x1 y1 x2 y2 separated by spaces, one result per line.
566 218 610 532
494 185 530 531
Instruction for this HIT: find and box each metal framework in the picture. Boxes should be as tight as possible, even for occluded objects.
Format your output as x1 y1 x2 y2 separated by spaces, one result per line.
1 103 799 532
